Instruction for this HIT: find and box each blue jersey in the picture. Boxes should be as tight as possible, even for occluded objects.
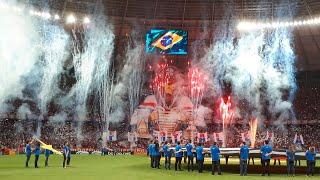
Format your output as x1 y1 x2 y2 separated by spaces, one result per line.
67 146 71 157
240 145 249 160
210 145 220 161
175 145 183 158
306 150 316 161
260 145 272 160
149 144 155 156
25 144 31 156
163 145 171 157
196 146 204 160
34 146 41 156
286 150 295 161
45 149 51 157
154 144 160 156
63 146 70 157
186 143 193 156
147 144 152 155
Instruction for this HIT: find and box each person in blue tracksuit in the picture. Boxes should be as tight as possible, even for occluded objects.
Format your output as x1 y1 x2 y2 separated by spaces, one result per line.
260 140 272 176
175 141 183 171
163 141 171 170
44 149 52 167
239 142 250 176
286 145 295 176
25 141 32 167
306 146 316 176
210 142 221 175
147 141 154 168
186 139 194 171
63 142 71 168
196 142 204 173
34 143 41 168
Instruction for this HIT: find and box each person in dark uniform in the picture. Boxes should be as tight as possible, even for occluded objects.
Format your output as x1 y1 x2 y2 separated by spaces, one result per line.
44 149 52 167
260 140 272 176
34 143 41 168
147 141 154 168
25 141 32 167
185 139 194 171
174 141 183 171
66 145 71 166
154 140 160 169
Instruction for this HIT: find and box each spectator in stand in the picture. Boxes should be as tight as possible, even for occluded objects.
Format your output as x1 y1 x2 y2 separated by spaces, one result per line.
260 140 272 176
25 141 32 168
286 145 295 176
210 142 221 175
174 141 183 171
196 142 204 173
239 142 249 176
306 146 316 176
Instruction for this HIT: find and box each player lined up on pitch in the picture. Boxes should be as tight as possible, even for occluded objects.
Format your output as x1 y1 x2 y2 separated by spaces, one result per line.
147 139 317 176
24 137 71 168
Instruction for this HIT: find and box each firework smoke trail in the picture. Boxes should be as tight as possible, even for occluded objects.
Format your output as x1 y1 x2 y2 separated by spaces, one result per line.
201 1 296 128
0 1 40 114
123 43 146 117
38 23 69 115
69 1 114 146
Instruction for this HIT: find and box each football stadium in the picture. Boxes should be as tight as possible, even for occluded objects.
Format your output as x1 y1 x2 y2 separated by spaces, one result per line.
1 0 320 179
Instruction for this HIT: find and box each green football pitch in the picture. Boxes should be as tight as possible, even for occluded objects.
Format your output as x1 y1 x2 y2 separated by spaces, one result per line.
0 155 318 180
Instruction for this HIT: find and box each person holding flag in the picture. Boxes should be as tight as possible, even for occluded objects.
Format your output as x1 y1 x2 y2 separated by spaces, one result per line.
196 142 205 173
185 139 194 171
174 141 183 171
25 140 32 167
260 140 272 176
239 142 249 176
210 142 221 175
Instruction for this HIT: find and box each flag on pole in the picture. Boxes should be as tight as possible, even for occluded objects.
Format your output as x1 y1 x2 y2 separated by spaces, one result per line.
172 131 182 143
108 131 117 141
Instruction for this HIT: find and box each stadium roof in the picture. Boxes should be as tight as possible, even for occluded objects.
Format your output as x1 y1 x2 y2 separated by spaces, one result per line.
27 0 320 71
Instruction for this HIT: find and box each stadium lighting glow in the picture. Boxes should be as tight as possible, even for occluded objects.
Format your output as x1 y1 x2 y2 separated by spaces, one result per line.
66 14 76 24
83 17 90 24
238 17 320 31
54 14 60 20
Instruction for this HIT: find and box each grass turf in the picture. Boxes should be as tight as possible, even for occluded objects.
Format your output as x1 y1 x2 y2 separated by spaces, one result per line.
0 155 318 180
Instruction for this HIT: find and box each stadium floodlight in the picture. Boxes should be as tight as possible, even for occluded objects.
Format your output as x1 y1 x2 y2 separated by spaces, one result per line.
238 16 320 31
54 14 60 20
66 14 76 24
41 12 51 19
83 17 90 24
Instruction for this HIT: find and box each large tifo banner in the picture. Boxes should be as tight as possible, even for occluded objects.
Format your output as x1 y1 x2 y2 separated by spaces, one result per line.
146 29 188 55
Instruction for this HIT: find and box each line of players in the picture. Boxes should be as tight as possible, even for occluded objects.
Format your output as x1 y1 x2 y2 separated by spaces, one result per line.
25 140 71 168
147 139 317 176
